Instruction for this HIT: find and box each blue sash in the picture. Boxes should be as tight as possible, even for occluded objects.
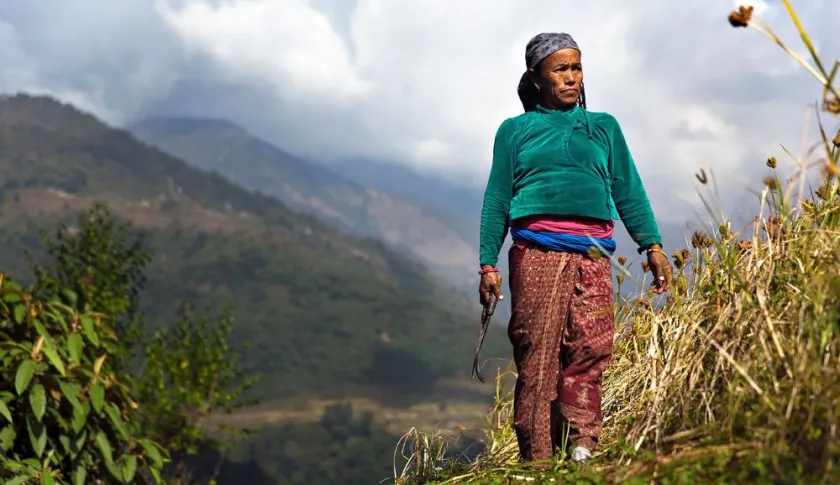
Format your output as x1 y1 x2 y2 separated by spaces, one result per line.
510 227 616 256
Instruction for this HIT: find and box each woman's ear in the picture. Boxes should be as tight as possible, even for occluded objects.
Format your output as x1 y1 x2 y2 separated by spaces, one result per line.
527 68 540 90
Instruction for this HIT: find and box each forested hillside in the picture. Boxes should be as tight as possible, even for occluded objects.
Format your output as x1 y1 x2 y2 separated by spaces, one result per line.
130 117 479 287
0 93 509 399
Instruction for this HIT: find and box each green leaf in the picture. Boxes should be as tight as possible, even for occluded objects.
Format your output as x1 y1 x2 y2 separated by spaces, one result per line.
32 318 50 338
46 309 69 332
80 316 99 346
95 431 114 466
72 429 87 458
71 404 87 434
72 466 87 485
5 280 22 291
105 403 129 440
58 434 71 454
26 414 46 458
13 304 26 323
0 425 16 451
122 454 138 483
89 383 104 414
150 467 163 484
40 471 56 485
67 333 83 363
58 381 82 412
6 475 33 485
0 398 11 423
104 457 124 482
15 359 37 395
95 431 123 481
140 439 163 467
61 289 78 306
48 406 69 431
41 347 66 377
29 383 46 420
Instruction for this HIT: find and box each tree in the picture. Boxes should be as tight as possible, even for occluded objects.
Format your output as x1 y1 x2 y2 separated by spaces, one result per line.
137 302 259 484
30 203 256 484
25 202 259 484
27 202 152 365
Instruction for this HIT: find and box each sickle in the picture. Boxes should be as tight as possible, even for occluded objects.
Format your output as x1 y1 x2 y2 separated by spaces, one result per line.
471 294 498 383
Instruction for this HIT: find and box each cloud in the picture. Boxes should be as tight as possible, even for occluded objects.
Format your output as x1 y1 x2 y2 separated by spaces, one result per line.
0 0 185 122
154 0 371 102
0 0 837 225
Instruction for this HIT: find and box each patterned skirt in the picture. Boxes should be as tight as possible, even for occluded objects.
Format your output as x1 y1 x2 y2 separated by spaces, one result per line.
507 241 615 462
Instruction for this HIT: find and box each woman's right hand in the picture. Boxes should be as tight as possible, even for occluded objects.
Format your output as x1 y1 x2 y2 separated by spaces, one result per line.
479 267 504 307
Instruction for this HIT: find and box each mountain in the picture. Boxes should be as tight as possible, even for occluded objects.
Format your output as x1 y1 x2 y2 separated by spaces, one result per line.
128 118 479 288
323 158 484 243
0 93 509 399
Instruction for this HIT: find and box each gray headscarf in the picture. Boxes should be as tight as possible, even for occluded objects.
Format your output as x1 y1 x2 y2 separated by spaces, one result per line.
525 33 580 69
518 32 585 112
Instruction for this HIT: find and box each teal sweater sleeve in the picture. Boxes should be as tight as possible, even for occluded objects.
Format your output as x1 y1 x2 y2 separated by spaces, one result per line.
479 118 517 267
606 116 662 253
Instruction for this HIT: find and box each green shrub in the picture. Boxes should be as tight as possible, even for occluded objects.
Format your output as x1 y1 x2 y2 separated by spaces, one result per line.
0 276 166 484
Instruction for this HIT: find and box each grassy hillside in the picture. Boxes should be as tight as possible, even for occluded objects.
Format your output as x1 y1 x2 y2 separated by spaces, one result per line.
395 4 840 484
0 93 510 400
129 117 479 288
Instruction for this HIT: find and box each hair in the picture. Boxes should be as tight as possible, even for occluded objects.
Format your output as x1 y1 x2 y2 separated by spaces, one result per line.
517 64 587 112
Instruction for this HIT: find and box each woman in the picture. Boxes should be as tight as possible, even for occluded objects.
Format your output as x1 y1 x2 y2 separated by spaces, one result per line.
478 32 673 464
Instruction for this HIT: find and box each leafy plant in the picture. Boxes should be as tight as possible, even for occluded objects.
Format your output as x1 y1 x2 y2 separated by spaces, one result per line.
137 301 259 484
0 275 167 484
21 201 259 484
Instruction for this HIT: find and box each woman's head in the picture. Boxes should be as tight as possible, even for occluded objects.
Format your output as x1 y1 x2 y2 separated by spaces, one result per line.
518 33 586 112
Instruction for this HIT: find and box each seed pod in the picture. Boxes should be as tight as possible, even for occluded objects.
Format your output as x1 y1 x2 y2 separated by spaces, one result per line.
728 6 753 27
691 230 714 249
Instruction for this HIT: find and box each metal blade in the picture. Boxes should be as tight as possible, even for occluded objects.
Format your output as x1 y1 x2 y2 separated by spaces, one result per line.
471 295 497 383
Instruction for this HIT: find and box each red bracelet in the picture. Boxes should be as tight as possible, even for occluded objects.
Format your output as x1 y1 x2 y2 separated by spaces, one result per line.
479 267 499 275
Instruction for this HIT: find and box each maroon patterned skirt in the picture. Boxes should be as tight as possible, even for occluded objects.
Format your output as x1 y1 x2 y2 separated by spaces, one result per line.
507 241 615 462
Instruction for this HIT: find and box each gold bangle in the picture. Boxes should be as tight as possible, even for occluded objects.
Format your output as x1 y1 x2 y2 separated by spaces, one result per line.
647 247 667 258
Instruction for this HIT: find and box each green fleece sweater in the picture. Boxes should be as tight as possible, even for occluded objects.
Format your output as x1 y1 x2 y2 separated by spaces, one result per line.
479 104 661 267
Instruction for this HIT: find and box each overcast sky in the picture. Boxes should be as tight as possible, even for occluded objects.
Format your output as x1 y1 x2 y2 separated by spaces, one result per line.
1 0 837 226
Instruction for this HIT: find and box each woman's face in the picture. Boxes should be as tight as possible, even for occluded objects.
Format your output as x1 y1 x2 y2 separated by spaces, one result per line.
530 48 583 109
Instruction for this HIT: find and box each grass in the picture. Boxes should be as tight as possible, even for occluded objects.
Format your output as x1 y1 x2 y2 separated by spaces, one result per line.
393 3 840 484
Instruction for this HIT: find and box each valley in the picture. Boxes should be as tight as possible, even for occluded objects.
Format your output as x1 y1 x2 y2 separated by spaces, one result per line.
0 93 511 402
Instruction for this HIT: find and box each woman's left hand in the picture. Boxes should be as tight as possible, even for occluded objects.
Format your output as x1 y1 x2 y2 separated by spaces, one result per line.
647 245 672 294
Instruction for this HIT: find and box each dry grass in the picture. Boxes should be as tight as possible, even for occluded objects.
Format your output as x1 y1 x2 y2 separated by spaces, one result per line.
394 3 840 483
